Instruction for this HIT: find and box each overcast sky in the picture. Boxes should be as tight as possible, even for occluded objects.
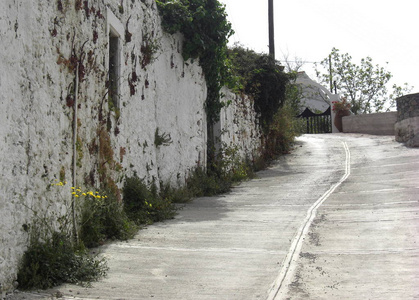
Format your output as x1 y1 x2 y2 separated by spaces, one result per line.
219 0 418 93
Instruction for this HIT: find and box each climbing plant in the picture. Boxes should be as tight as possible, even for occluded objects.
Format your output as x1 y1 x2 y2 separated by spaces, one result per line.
155 0 234 125
227 45 290 132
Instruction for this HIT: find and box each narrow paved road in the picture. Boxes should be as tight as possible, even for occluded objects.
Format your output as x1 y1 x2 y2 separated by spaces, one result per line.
276 134 419 300
9 134 419 300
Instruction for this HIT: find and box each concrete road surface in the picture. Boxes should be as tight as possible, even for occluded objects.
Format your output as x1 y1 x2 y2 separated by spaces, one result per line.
7 134 419 300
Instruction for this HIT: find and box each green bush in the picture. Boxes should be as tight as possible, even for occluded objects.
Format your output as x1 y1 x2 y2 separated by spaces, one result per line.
123 176 177 225
79 190 138 248
17 231 107 290
17 183 138 290
179 147 254 198
264 104 301 158
184 167 231 197
227 46 290 131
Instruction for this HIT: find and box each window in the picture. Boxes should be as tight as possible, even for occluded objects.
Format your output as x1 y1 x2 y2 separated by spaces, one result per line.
108 30 120 109
107 9 124 110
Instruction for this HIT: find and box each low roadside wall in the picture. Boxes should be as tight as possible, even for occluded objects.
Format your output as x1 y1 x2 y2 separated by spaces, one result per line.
395 93 419 147
342 112 397 135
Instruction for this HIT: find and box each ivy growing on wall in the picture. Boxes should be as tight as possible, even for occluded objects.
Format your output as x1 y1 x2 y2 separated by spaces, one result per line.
155 0 234 125
227 45 291 132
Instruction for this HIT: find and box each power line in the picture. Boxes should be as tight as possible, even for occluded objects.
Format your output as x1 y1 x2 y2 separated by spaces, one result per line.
277 60 319 64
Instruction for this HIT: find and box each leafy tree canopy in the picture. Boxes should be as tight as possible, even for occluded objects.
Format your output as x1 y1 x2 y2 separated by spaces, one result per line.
315 47 412 114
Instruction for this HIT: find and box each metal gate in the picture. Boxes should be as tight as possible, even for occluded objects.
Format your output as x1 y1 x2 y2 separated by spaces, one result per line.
297 106 332 134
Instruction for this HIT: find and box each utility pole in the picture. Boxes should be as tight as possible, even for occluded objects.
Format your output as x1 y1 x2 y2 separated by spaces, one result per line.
329 54 333 93
268 0 275 60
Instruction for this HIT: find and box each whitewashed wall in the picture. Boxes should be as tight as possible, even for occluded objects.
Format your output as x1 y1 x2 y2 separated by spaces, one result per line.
0 0 208 291
215 87 262 162
0 0 264 292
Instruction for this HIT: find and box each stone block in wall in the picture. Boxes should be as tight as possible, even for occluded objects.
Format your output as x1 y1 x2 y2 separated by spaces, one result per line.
395 116 419 147
397 93 419 121
395 93 419 147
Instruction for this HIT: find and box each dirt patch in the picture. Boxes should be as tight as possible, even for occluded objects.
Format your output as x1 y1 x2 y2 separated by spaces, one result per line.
299 252 317 263
287 270 310 299
308 231 321 246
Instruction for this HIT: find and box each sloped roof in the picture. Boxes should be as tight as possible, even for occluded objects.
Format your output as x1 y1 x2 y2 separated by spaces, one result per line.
295 72 331 113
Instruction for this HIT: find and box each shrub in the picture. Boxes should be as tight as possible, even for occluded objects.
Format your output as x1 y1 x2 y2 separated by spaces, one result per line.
184 167 231 197
79 189 138 248
123 175 177 225
17 229 107 290
227 45 290 131
16 182 138 290
264 103 301 158
178 146 255 199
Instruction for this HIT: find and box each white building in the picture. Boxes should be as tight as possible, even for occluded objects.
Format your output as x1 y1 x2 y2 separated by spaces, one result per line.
295 72 332 113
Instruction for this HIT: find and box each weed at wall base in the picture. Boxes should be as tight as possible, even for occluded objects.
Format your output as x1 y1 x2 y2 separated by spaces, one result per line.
16 182 136 291
17 230 107 290
79 189 138 248
123 175 178 225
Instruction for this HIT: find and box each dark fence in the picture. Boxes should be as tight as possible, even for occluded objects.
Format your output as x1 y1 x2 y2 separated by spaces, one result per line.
297 107 331 134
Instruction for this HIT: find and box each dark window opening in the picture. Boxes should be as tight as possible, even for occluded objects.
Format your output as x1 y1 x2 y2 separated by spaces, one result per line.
109 31 120 109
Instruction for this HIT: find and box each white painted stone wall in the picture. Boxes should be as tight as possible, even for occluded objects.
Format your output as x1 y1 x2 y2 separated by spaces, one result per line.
0 0 264 292
0 0 208 291
215 87 262 162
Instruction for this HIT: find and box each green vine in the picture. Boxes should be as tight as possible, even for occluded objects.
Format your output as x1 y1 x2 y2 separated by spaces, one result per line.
155 0 234 168
155 0 234 125
227 46 291 132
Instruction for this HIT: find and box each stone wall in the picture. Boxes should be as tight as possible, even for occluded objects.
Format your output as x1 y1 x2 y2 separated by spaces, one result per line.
0 0 264 292
342 112 397 135
0 0 206 292
214 88 262 161
395 93 419 147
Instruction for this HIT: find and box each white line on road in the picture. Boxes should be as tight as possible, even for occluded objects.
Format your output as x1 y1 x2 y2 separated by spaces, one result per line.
110 244 288 255
267 142 351 300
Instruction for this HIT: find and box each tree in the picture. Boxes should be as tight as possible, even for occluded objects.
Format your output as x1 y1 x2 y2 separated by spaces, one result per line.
281 52 305 73
227 45 290 131
315 48 412 114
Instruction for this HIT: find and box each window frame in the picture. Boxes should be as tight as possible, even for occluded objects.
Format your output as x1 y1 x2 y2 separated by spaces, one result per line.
106 9 124 110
